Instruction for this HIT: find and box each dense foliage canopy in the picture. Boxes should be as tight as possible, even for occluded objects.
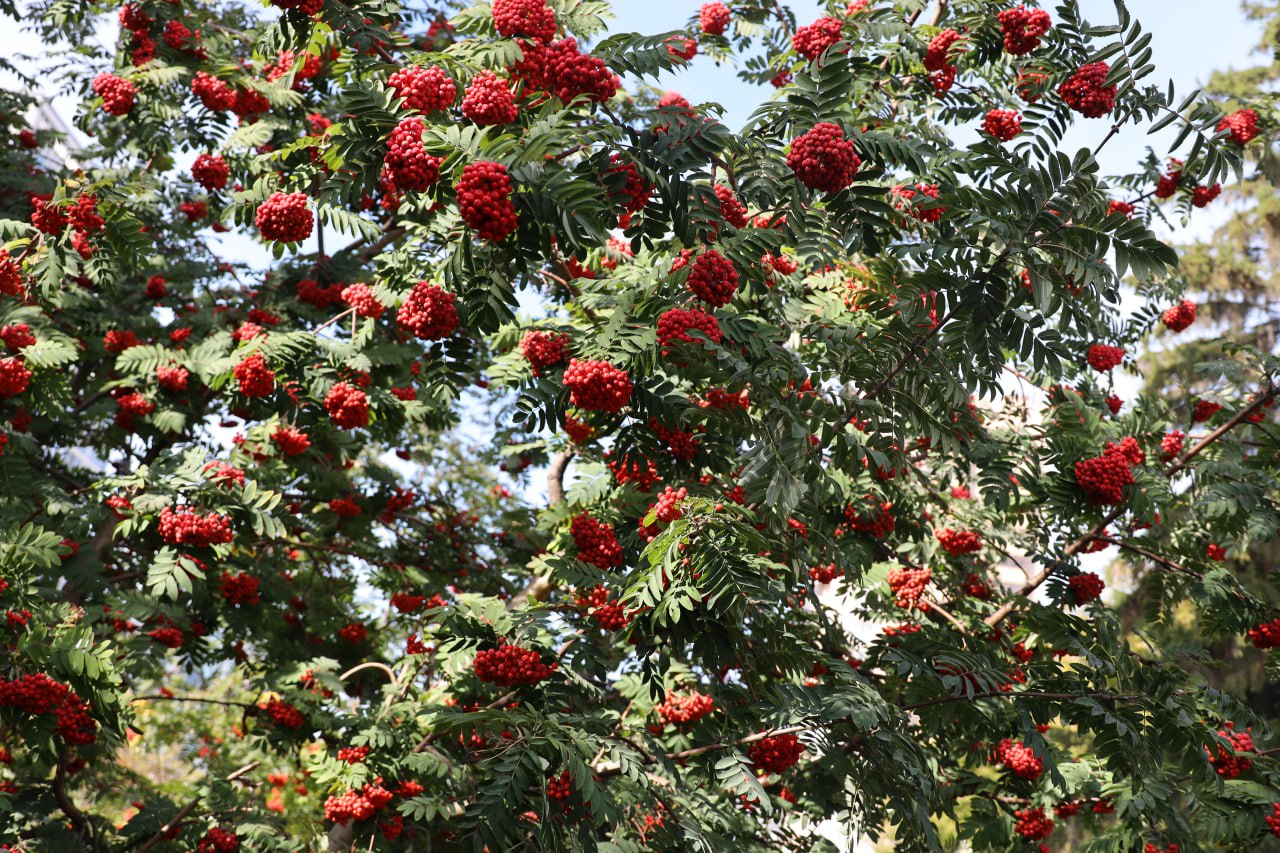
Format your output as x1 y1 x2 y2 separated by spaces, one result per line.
1 0 1279 850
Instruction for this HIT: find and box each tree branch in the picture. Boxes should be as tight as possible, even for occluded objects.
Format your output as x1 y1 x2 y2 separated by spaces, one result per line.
507 450 574 610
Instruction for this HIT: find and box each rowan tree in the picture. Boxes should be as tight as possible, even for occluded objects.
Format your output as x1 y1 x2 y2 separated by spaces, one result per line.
0 0 1278 851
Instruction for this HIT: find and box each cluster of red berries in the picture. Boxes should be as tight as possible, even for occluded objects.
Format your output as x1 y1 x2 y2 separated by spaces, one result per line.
844 498 895 539
1074 444 1137 506
323 782 394 823
473 643 557 687
0 673 97 744
809 564 838 584
792 16 843 62
104 329 141 354
607 156 651 219
147 625 183 648
234 353 275 397
1206 543 1227 562
93 73 135 115
1193 400 1222 423
194 828 239 853
397 282 459 340
219 572 260 605
1087 343 1125 372
191 72 236 112
1058 62 1117 117
260 698 305 730
0 358 31 397
892 183 944 223
715 184 748 228
255 192 313 243
456 161 518 241
982 108 1022 141
158 506 233 547
656 691 714 725
570 513 623 568
0 250 22 296
1207 723 1255 778
1192 183 1221 208
1068 571 1105 604
887 566 931 610
1014 807 1053 840
994 738 1044 780
29 194 67 235
563 359 632 412
271 424 311 456
997 5 1052 55
114 390 154 430
383 117 443 192
936 528 982 556
337 745 370 763
341 283 384 318
1 324 35 353
686 249 739 307
653 486 687 524
461 70 519 125
1161 299 1197 332
519 330 570 375
748 733 805 774
788 123 861 193
1158 430 1184 462
387 64 457 113
191 153 229 191
492 0 556 41
514 37 620 104
1217 108 1259 145
1248 618 1280 649
1267 802 1280 837
657 307 722 352
575 585 630 631
1108 199 1135 218
325 382 370 429
700 2 730 35
924 29 963 93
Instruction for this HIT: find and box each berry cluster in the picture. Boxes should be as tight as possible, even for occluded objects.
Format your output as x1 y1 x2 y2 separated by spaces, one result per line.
341 283 384 318
788 123 860 193
700 2 730 35
219 572 260 605
1248 618 1280 649
397 282 459 340
935 528 982 556
809 564 838 584
473 643 557 686
325 382 370 429
656 691 714 725
575 585 630 631
887 566 931 610
844 498 895 539
196 828 240 853
191 72 235 112
158 506 233 547
387 65 457 113
1192 183 1221 208
1068 571 1105 604
1058 62 1117 117
1158 430 1184 462
570 513 623 569
1087 343 1124 372
1161 299 1197 332
715 184 748 228
191 153 229 191
1217 108 1259 145
461 70 518 125
1074 444 1137 506
982 108 1022 141
748 733 805 774
92 73 135 115
923 29 963 93
0 358 31 398
156 364 189 392
994 738 1044 780
1207 724 1255 778
456 161 518 241
514 38 620 104
653 486 687 523
1013 807 1053 840
519 330 570 375
255 192 313 243
383 117 443 192
323 782 393 823
297 278 344 308
234 353 275 397
0 673 97 744
337 746 370 764
563 359 632 412
1267 803 1280 837
892 183 944 222
492 0 556 41
260 698 305 730
656 307 723 353
272 424 311 456
997 5 1052 55
0 250 22 296
792 16 843 62
686 249 739 307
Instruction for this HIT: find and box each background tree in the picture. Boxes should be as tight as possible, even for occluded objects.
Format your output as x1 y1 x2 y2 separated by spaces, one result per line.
0 0 1277 851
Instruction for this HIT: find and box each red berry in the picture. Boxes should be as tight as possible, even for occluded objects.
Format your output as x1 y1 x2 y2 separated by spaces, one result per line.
1161 299 1197 332
982 108 1022 141
255 192 313 243
456 161 518 241
994 738 1043 780
1217 108 1259 145
492 0 557 42
699 2 730 36
570 513 623 568
1248 618 1280 650
935 528 981 556
0 358 31 398
1068 571 1105 604
396 282 459 340
887 566 931 610
1013 807 1053 840
747 733 804 774
341 283 385 318
1086 343 1124 372
473 643 557 686
387 65 457 113
562 358 632 412
461 70 519 126
382 117 443 192
656 691 714 725
792 16 844 62
657 307 722 350
325 382 370 429
519 330 570 375
191 71 236 112
997 5 1052 55
1058 62 1117 117
685 249 739 307
233 353 275 397
1192 183 1221 208
92 73 135 115
788 123 860 193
